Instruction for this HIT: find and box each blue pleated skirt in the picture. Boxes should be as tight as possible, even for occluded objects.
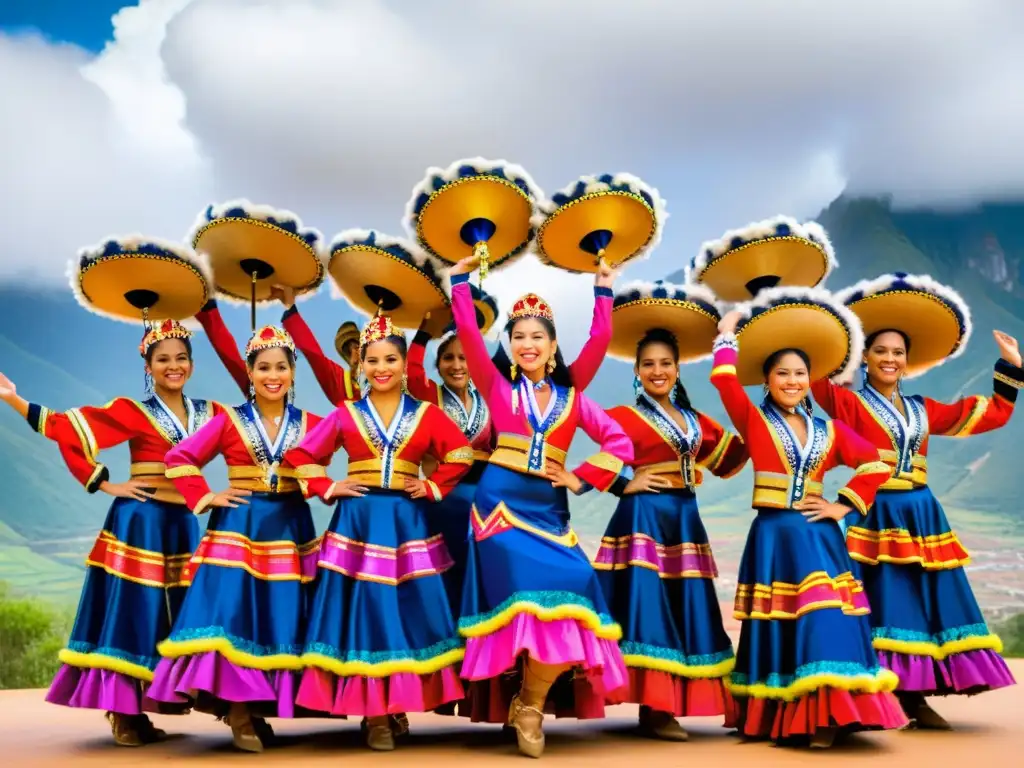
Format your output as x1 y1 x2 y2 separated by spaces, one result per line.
847 487 1015 694
729 507 905 741
595 489 735 717
45 496 199 715
295 489 464 717
149 491 318 718
458 464 627 722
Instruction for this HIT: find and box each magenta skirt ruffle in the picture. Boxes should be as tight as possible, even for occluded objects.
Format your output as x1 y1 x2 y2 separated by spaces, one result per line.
45 665 186 716
295 667 464 717
148 652 302 718
460 614 628 723
879 648 1016 695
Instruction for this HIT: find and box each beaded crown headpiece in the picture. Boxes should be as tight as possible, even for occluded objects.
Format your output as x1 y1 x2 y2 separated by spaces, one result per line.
360 312 405 349
139 319 193 358
507 293 554 325
245 325 296 358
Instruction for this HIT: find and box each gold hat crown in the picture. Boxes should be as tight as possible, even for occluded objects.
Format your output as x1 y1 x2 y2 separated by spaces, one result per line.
508 293 554 324
139 319 193 357
245 325 296 358
360 311 403 348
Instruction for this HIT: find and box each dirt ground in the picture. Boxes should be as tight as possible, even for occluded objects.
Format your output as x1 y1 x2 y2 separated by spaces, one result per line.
2 661 1021 766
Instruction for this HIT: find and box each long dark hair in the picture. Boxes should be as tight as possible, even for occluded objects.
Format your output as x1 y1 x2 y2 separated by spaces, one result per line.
762 347 813 413
490 316 572 389
635 328 693 411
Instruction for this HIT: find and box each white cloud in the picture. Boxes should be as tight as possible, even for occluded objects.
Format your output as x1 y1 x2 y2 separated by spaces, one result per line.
1 0 1023 350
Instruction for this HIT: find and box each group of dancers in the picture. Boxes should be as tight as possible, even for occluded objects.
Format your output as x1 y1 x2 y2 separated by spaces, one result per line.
0 166 1021 758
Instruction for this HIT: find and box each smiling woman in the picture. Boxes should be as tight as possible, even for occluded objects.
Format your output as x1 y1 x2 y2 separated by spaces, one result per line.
148 325 327 754
279 310 473 753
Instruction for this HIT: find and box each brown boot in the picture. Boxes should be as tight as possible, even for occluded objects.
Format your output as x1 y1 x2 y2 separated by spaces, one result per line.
224 707 265 753
136 714 168 743
810 726 838 748
106 712 144 747
365 716 396 751
508 695 545 758
638 706 689 741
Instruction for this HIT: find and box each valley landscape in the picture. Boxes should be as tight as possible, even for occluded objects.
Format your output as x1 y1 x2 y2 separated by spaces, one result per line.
1 194 1023 627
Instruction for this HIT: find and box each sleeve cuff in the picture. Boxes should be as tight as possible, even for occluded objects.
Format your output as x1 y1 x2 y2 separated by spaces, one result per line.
594 286 613 299
836 488 868 515
85 464 110 494
282 305 299 320
994 357 1023 402
713 332 738 353
450 272 471 286
193 492 217 515
26 402 49 435
413 330 432 346
200 298 217 313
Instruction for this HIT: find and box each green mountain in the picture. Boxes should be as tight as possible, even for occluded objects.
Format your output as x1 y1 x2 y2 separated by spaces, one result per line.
2 196 1023 616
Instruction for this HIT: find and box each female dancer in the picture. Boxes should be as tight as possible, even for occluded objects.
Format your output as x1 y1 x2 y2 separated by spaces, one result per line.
595 327 748 741
446 255 634 758
407 263 617 621
147 325 322 753
710 295 906 748
280 311 473 752
0 320 215 746
813 274 1022 728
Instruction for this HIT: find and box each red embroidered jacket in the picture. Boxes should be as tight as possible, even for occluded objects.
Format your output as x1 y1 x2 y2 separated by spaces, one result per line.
25 396 219 501
710 337 892 514
606 395 748 492
811 357 1023 489
281 393 473 503
164 402 324 514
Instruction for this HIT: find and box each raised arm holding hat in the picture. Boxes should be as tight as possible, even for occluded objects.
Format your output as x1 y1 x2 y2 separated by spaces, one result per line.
708 288 906 748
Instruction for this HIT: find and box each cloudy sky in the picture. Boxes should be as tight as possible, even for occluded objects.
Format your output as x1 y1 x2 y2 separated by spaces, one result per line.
2 0 1022 349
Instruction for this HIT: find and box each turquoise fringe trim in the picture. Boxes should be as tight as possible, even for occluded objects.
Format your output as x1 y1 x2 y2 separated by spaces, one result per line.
872 622 993 645
621 641 734 668
729 660 887 689
303 636 463 665
165 626 302 657
65 641 160 671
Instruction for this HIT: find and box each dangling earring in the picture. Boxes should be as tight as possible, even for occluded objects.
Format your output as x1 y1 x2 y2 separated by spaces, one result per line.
288 383 296 405
144 371 154 395
401 372 408 391
633 374 643 400
762 384 770 399
546 357 556 374
510 362 518 380
248 382 256 400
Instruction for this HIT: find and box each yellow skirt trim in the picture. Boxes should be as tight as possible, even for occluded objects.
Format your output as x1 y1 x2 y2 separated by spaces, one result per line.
300 648 465 678
57 649 154 682
726 668 900 702
458 601 623 642
873 632 1003 660
623 653 735 680
155 637 305 671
